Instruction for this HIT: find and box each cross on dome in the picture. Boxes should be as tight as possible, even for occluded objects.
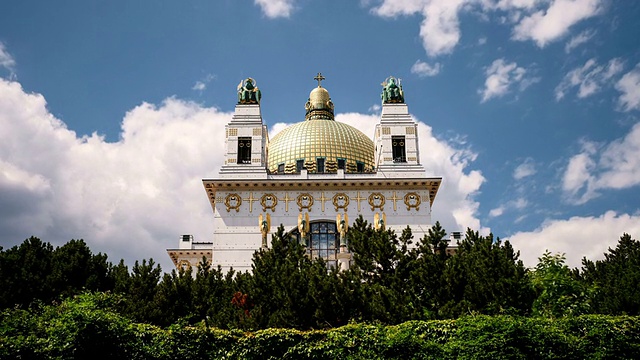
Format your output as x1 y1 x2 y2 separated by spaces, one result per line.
314 72 325 87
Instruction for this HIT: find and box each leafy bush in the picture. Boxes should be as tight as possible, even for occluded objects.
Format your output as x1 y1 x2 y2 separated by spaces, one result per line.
2 294 639 359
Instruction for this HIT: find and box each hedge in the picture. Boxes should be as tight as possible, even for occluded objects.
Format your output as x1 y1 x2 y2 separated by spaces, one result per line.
1 294 639 359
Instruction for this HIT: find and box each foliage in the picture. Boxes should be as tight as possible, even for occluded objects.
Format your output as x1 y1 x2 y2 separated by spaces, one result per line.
581 233 640 315
532 251 592 317
2 296 640 360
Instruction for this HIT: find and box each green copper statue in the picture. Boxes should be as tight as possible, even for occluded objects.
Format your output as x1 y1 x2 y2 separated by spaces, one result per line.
381 76 404 104
237 78 261 104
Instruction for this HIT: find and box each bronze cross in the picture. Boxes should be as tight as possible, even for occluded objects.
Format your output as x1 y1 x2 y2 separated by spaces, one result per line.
314 72 325 87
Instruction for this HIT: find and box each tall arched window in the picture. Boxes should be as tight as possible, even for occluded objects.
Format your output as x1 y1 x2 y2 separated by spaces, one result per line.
289 221 339 268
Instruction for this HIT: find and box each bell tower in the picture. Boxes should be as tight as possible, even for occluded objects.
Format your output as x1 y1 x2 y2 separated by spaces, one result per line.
219 78 269 179
374 76 425 177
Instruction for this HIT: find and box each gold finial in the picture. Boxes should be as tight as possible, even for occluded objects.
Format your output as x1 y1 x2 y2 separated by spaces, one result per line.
314 72 325 87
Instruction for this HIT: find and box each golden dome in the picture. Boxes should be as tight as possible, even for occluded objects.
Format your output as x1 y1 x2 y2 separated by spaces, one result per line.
267 119 375 174
267 80 375 174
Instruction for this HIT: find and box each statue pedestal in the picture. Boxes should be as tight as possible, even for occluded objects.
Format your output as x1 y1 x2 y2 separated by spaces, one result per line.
337 252 351 271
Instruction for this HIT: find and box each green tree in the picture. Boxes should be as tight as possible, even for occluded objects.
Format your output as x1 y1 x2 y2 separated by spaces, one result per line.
532 251 591 317
581 233 640 315
248 225 338 329
440 229 533 317
117 258 162 323
0 237 54 308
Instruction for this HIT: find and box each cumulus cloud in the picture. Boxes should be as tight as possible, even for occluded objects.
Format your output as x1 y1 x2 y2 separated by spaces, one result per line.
555 57 624 100
368 0 602 57
254 0 298 18
511 0 603 47
562 123 640 204
0 42 16 76
411 60 442 77
564 29 596 53
509 211 640 268
479 58 531 102
615 64 640 112
0 78 229 271
371 0 466 57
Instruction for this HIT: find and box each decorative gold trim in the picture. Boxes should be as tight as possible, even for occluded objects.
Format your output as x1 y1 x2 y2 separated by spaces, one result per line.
260 193 278 212
354 191 366 212
283 193 292 212
225 193 242 212
406 126 415 135
253 127 262 136
245 192 257 213
229 128 238 136
319 192 329 212
332 193 350 211
382 127 391 135
368 192 385 211
404 192 421 211
296 193 314 211
390 191 400 211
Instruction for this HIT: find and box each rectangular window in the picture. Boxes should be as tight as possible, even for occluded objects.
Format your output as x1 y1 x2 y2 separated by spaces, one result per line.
237 137 252 164
392 136 406 163
296 159 305 173
277 163 284 173
337 158 346 170
317 158 325 173
356 161 364 173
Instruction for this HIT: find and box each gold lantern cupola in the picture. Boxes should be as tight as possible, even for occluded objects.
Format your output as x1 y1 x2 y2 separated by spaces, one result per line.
305 73 335 121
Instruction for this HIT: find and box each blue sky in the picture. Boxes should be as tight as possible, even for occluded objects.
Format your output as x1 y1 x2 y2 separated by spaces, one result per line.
1 0 639 270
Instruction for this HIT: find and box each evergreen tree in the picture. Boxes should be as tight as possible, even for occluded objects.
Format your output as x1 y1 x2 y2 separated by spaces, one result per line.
440 229 533 317
581 233 640 315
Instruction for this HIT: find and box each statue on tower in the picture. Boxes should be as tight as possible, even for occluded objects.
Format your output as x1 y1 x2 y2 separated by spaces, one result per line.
381 76 404 104
237 78 261 104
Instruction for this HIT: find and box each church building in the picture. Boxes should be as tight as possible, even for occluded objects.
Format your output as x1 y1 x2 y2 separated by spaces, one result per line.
167 74 443 273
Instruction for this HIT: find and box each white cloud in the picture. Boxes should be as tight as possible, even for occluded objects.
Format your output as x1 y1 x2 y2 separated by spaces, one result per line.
555 57 624 100
489 206 505 217
192 74 215 92
479 58 529 102
615 64 640 112
254 0 298 18
562 123 640 204
512 0 603 47
509 211 640 268
513 158 536 180
0 78 229 271
489 197 527 218
564 29 596 53
369 0 603 57
0 42 16 77
411 60 442 77
372 0 467 57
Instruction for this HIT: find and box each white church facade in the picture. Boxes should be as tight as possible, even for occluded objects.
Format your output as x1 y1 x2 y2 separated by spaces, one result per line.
167 74 442 273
